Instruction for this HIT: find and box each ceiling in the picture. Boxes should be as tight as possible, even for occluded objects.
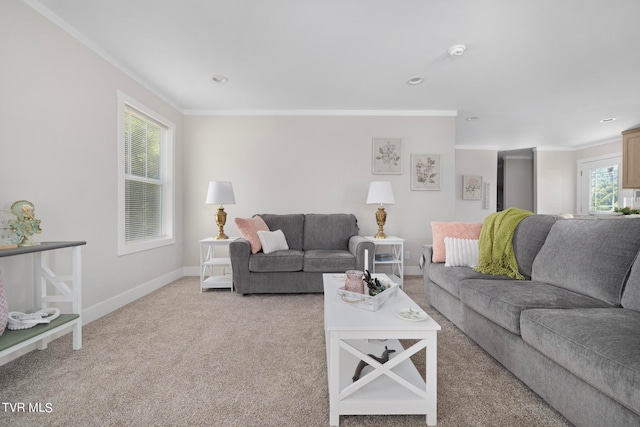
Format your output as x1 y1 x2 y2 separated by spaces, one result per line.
27 0 640 150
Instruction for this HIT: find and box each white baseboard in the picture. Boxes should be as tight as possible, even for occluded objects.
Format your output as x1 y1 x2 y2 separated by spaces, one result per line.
183 266 199 276
82 268 184 325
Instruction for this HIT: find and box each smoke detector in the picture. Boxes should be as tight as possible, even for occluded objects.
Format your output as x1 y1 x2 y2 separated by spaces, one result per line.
448 44 466 56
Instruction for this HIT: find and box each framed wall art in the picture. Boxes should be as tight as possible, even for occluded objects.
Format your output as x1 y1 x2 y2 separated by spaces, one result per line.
411 154 441 190
372 138 403 174
463 175 483 200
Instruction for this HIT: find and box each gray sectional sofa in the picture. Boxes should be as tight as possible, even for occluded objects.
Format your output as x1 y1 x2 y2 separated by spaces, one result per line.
230 213 374 294
423 215 640 427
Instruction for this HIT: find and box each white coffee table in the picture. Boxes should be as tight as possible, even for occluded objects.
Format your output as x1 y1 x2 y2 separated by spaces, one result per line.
323 273 440 426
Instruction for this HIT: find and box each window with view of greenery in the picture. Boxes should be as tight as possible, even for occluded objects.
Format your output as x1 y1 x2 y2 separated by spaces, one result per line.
117 91 174 255
590 165 619 212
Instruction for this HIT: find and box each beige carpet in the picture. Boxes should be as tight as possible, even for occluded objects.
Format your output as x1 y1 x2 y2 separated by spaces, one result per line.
0 276 571 426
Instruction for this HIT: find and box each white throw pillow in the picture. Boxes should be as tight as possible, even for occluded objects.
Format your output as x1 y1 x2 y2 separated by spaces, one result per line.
257 229 289 254
444 237 479 267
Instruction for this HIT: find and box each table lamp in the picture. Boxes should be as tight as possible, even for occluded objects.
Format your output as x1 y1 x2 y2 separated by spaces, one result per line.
366 181 395 239
205 181 236 240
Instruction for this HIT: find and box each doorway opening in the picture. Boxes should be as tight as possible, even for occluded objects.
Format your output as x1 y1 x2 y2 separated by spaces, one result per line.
497 148 534 212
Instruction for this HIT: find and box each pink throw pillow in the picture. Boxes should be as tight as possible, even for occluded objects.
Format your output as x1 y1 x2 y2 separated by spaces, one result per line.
234 216 270 254
431 222 483 263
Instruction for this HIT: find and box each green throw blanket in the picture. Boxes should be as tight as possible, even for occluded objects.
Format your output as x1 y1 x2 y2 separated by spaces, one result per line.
473 208 533 280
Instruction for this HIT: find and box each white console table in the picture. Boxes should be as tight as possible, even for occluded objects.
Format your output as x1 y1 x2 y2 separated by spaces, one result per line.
0 241 84 365
199 237 237 292
364 236 404 286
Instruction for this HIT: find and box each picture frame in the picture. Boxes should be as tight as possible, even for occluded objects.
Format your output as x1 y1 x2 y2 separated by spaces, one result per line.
372 138 403 174
463 175 483 200
411 154 441 190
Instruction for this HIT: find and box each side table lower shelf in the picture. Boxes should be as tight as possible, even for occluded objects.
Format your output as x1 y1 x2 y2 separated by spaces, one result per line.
0 314 80 357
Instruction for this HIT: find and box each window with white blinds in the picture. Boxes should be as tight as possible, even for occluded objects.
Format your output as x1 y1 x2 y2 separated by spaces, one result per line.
117 91 175 255
124 108 163 241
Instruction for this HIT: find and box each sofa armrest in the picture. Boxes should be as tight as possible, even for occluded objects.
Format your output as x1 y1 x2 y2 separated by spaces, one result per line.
348 236 375 272
230 238 251 293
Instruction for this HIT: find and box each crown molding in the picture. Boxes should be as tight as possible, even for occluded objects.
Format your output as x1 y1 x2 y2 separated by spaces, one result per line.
532 146 575 152
456 136 622 153
571 136 622 150
183 109 457 117
22 0 183 112
454 145 501 151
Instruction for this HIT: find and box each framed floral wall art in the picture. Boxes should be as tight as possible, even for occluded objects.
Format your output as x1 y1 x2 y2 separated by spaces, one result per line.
372 138 403 174
411 154 441 190
463 175 483 200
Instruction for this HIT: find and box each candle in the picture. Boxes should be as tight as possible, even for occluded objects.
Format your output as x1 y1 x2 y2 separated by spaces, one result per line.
364 249 369 272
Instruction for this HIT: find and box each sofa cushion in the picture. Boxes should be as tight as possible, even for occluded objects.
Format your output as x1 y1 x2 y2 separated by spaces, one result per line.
234 215 270 254
521 308 640 415
429 264 513 298
303 214 358 251
304 250 355 272
259 214 305 250
431 222 482 263
621 251 640 312
532 219 640 306
249 249 304 272
460 280 611 334
511 214 558 279
257 229 289 254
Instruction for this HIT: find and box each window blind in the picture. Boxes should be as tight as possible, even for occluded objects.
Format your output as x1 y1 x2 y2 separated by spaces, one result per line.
124 107 164 242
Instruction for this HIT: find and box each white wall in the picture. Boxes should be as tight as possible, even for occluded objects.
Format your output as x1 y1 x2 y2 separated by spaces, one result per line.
183 115 457 273
534 149 576 214
0 2 183 318
454 150 497 221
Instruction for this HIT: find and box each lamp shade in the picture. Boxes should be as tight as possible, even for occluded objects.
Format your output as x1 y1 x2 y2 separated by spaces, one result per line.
205 181 236 205
366 181 395 205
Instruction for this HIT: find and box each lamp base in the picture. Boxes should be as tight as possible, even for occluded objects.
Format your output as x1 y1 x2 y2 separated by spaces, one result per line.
214 207 229 240
374 207 388 239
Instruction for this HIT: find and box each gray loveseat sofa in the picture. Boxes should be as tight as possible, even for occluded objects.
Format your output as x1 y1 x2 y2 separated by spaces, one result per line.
230 213 374 294
423 215 640 427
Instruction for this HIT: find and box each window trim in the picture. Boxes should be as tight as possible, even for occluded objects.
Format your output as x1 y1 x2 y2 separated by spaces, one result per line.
117 90 175 256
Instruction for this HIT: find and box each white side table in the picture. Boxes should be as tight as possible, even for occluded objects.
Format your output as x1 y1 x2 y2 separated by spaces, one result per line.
199 237 237 292
364 236 404 287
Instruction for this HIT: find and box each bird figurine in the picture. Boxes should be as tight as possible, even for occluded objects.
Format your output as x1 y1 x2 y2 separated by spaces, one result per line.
352 346 396 381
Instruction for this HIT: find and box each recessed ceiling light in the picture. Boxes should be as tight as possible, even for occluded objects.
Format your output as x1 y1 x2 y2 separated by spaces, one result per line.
407 76 424 85
466 116 480 121
600 117 616 123
448 44 466 56
212 75 229 84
